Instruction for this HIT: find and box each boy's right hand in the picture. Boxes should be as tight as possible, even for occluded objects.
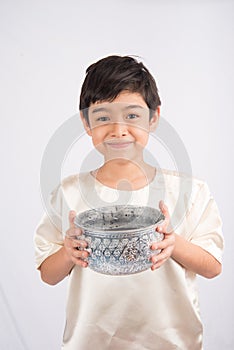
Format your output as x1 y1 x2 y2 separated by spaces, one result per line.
64 210 89 268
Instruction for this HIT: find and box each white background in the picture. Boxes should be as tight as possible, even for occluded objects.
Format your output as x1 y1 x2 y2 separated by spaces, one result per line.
1 0 233 349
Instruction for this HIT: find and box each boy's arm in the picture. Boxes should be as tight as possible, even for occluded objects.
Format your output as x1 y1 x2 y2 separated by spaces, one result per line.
172 234 222 278
39 246 75 285
39 211 89 285
151 201 222 278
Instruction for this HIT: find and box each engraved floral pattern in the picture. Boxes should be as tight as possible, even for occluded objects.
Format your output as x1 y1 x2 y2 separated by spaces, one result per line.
75 206 164 275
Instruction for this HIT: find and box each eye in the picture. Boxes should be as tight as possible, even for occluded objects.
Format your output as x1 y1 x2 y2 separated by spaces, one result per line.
126 114 139 120
96 116 110 122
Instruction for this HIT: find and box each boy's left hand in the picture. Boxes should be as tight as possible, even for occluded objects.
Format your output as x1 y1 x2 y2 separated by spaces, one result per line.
150 200 175 271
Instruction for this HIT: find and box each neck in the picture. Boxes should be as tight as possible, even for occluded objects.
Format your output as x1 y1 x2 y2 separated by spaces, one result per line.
92 159 156 190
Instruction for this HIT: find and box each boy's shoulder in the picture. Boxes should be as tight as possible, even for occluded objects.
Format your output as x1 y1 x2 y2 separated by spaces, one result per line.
157 168 209 196
159 168 205 185
60 172 90 190
49 172 91 205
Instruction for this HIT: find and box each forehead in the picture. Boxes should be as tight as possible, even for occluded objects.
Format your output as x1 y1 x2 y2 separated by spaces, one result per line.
109 91 147 105
89 91 148 115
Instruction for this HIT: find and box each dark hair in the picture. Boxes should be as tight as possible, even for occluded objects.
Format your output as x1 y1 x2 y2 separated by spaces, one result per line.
79 55 161 122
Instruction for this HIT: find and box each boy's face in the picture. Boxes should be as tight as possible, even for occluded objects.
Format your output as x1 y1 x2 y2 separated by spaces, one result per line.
81 91 160 161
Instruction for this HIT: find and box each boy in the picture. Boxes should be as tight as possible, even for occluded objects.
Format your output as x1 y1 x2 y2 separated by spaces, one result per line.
35 55 224 349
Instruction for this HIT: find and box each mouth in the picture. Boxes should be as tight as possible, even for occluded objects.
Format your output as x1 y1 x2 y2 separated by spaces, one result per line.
105 141 134 149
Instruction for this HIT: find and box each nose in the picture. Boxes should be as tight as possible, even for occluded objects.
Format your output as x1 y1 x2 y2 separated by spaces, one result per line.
109 122 128 137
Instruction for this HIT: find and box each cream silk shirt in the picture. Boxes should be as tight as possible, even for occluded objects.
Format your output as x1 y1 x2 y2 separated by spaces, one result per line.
34 169 224 350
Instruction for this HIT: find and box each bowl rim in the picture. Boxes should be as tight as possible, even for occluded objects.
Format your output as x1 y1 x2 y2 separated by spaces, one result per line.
74 205 165 235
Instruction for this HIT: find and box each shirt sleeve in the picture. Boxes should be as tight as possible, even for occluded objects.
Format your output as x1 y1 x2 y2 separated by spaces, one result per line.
34 185 65 269
186 181 224 263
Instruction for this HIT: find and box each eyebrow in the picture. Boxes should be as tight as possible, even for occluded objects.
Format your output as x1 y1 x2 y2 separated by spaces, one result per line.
91 107 110 114
124 104 145 110
91 104 145 114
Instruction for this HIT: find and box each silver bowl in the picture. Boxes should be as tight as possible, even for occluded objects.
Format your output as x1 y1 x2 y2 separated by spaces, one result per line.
74 205 164 275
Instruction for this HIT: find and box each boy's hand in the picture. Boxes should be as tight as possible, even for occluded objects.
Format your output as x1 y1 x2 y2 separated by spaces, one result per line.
150 201 175 271
64 211 89 268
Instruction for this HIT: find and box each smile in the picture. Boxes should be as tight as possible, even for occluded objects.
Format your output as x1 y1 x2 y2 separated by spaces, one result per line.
105 141 133 149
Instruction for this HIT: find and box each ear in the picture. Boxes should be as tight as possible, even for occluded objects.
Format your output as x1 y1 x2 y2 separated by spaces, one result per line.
80 111 92 136
149 106 160 132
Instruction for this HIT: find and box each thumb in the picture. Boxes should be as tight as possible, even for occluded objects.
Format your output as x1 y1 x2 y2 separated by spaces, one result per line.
158 200 173 233
158 200 170 226
69 210 77 228
159 200 168 217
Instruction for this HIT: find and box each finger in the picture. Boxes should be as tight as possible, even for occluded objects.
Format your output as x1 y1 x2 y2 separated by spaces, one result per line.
66 227 83 239
151 240 175 263
151 258 167 270
151 249 169 264
73 248 89 260
159 200 169 217
157 201 171 233
71 238 88 249
156 221 168 234
71 257 88 268
151 233 175 250
69 210 77 228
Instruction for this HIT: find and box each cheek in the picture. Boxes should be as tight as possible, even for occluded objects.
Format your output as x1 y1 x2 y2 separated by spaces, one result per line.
91 137 105 156
91 133 109 154
92 136 102 149
133 128 149 146
90 127 106 146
